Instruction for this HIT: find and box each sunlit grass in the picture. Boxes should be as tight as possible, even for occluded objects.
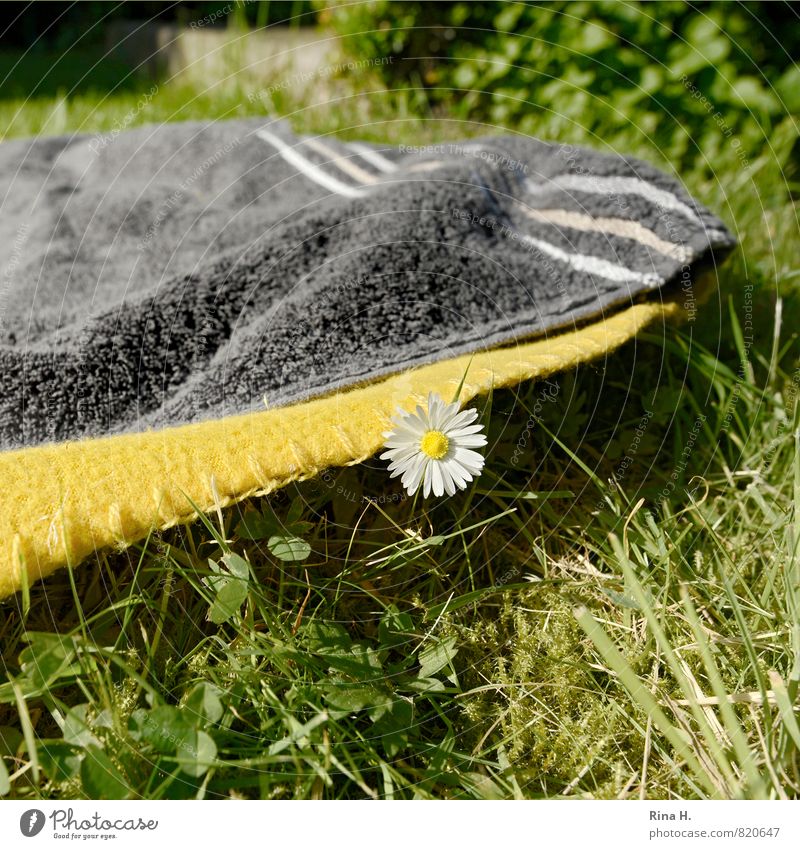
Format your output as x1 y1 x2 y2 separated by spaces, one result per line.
0 45 799 799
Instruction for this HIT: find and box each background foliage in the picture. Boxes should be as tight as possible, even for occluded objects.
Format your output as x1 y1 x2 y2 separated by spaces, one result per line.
0 0 799 801
325 1 800 168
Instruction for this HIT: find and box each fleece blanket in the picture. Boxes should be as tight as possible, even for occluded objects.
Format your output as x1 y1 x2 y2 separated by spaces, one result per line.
0 119 734 597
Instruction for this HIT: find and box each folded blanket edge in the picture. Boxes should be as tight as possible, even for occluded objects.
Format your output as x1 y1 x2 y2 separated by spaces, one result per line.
0 289 700 601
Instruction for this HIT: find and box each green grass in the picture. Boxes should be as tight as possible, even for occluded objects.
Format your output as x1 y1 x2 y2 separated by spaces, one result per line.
1 42 799 800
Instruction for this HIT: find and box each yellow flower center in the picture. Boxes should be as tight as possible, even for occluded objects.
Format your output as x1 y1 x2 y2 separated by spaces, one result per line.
420 430 450 460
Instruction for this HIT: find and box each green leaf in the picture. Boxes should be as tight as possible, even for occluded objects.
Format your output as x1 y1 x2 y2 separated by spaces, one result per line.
221 552 250 580
324 644 383 677
287 496 305 524
176 730 217 778
494 2 525 31
80 746 130 800
650 385 683 415
236 508 277 540
0 756 9 796
185 682 224 726
268 535 311 562
418 637 458 678
668 38 729 78
365 692 395 722
205 554 251 624
452 63 476 89
0 726 23 758
18 633 80 690
129 706 194 754
237 503 312 542
639 65 663 95
373 699 414 759
324 684 386 714
208 578 249 624
266 713 328 756
38 741 82 782
461 771 506 799
578 20 614 54
776 65 800 113
238 502 313 560
768 671 800 751
301 620 353 653
378 606 415 649
63 704 101 749
330 468 362 525
126 709 147 742
729 77 780 113
405 677 446 694
600 587 641 610
685 13 720 46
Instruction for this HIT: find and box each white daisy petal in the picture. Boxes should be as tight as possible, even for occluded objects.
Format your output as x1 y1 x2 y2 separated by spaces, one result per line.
381 444 410 457
388 416 422 436
430 462 445 497
437 396 459 430
439 468 453 496
447 423 485 437
388 455 420 473
400 418 428 436
380 391 487 498
440 464 460 496
385 439 419 457
457 462 484 478
447 459 471 484
447 408 479 429
436 403 462 431
392 417 425 433
454 447 485 473
382 437 418 450
422 462 434 498
451 473 471 493
426 396 442 429
453 473 470 491
402 456 427 494
389 453 419 478
451 434 488 448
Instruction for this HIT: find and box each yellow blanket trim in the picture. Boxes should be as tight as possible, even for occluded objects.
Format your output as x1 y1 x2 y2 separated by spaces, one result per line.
0 296 682 599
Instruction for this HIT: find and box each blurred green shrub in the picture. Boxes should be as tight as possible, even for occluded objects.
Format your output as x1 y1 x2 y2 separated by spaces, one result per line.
322 1 800 161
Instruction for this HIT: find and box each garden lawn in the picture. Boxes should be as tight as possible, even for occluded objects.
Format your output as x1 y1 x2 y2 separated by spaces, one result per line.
0 48 799 800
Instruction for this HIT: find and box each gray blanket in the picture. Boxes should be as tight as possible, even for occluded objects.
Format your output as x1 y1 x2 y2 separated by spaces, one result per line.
0 119 733 450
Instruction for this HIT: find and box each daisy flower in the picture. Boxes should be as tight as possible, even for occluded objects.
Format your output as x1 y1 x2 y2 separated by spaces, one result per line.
381 392 487 497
